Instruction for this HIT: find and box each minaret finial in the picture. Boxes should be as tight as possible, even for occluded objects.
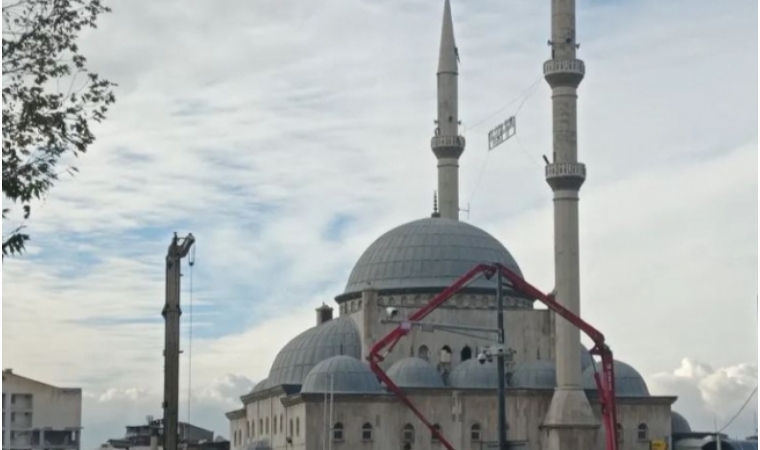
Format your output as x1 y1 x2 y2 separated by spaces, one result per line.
431 191 440 218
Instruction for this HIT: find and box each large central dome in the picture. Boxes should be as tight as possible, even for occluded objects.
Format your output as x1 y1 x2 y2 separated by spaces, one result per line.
339 218 521 299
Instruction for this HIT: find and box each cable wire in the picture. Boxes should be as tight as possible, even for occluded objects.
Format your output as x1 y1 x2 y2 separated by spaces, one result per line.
718 385 758 433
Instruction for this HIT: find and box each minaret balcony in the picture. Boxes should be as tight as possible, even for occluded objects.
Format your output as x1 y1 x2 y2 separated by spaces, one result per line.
545 162 586 191
543 59 585 88
431 135 466 159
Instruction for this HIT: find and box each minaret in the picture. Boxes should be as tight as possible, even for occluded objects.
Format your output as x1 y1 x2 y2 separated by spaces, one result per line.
431 0 465 221
542 0 599 449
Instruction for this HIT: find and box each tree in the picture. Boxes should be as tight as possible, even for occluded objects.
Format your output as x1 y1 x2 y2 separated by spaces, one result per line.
2 0 116 258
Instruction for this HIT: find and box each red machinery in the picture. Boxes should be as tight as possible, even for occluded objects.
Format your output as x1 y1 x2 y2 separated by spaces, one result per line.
367 263 618 450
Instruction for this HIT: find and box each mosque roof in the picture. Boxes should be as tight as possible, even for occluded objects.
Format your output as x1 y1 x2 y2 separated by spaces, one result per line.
267 317 361 387
510 359 556 389
301 356 383 394
448 358 499 389
340 218 521 299
671 411 692 434
582 360 650 397
387 357 445 389
581 346 594 372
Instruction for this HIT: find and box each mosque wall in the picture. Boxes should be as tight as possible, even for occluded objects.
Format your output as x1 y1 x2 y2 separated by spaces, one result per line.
588 399 673 450
342 290 554 377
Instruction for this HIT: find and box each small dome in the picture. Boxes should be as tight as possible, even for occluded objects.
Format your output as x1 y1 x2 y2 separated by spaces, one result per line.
511 360 556 389
251 378 269 393
449 359 499 389
581 346 594 371
342 218 522 296
671 411 692 434
267 317 361 386
582 360 650 397
387 357 445 388
301 356 383 394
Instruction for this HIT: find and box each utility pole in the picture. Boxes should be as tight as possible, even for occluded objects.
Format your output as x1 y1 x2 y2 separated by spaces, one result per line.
496 269 507 450
163 232 195 450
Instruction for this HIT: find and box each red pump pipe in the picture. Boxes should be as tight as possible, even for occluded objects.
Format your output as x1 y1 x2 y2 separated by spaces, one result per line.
367 263 618 450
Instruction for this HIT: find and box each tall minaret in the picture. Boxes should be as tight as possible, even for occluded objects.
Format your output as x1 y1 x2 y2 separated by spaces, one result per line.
431 0 465 221
542 0 599 449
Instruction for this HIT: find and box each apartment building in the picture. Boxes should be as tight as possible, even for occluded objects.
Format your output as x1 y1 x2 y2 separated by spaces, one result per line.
2 369 82 450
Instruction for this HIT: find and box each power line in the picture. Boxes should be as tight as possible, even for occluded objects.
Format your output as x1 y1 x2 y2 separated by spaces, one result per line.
719 385 758 433
464 75 542 133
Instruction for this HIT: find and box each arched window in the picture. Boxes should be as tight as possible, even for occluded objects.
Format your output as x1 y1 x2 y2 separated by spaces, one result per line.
296 418 300 436
289 419 294 437
616 423 624 444
431 424 442 442
259 419 263 436
403 423 415 443
266 417 269 434
332 422 344 441
273 416 277 435
461 346 472 361
470 423 481 442
280 414 283 433
440 346 452 364
246 421 250 438
637 423 648 441
418 345 430 361
251 420 255 437
362 423 373 441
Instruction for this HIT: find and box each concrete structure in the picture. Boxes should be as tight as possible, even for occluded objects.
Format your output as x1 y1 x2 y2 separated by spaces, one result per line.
541 0 597 448
2 369 82 450
226 2 682 450
98 420 219 450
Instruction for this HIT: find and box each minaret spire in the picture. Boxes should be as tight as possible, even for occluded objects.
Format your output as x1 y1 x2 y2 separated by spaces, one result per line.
431 0 465 221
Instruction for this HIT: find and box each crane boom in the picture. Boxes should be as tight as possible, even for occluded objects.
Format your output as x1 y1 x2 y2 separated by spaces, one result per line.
367 263 618 450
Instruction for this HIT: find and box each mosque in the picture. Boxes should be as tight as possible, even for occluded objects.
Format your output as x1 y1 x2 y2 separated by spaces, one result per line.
224 2 747 450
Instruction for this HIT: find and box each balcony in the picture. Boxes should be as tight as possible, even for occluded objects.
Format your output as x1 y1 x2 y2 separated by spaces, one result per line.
545 162 586 191
543 59 585 88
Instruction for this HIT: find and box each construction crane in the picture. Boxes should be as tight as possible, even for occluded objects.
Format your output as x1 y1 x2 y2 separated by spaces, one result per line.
367 262 619 450
162 232 195 450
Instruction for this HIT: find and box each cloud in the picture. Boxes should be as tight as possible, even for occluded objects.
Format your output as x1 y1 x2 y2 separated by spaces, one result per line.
648 359 758 439
1 0 756 448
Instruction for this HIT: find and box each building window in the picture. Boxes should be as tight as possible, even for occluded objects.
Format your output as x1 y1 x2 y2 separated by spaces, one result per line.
403 423 415 443
461 346 472 362
246 422 250 438
290 419 294 437
431 424 441 443
616 423 624 444
637 423 648 441
470 424 481 442
259 419 263 436
296 418 300 436
280 414 283 433
418 345 430 361
440 346 452 364
266 418 269 434
273 416 277 435
332 422 344 441
362 423 373 441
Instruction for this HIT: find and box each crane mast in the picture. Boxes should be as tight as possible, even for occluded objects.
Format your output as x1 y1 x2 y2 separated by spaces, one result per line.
162 232 195 450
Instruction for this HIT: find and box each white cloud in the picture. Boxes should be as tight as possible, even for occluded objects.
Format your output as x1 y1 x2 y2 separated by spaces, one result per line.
1 0 757 448
648 359 758 440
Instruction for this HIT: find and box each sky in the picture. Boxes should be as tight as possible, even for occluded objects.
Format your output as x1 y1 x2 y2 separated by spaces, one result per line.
1 0 758 447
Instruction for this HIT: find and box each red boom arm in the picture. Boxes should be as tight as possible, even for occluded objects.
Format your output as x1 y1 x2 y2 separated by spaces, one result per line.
367 263 618 450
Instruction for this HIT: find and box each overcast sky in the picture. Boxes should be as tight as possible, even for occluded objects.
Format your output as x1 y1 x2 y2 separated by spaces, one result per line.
2 0 758 447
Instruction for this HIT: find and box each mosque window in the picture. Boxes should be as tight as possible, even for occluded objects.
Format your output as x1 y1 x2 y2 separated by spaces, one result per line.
461 346 472 361
273 416 277 435
362 423 373 441
616 423 623 444
280 415 283 433
637 423 648 441
332 422 344 441
296 418 300 436
246 421 250 438
431 424 442 443
470 424 481 442
403 423 415 443
290 419 294 437
418 345 430 361
440 346 452 364
259 419 263 436
266 418 269 434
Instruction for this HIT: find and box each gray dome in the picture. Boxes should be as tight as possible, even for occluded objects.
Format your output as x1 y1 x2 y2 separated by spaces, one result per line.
267 317 361 386
448 359 499 389
671 411 692 434
511 360 556 389
387 357 445 388
342 218 522 295
251 378 269 393
301 356 383 394
582 360 650 397
581 346 594 372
